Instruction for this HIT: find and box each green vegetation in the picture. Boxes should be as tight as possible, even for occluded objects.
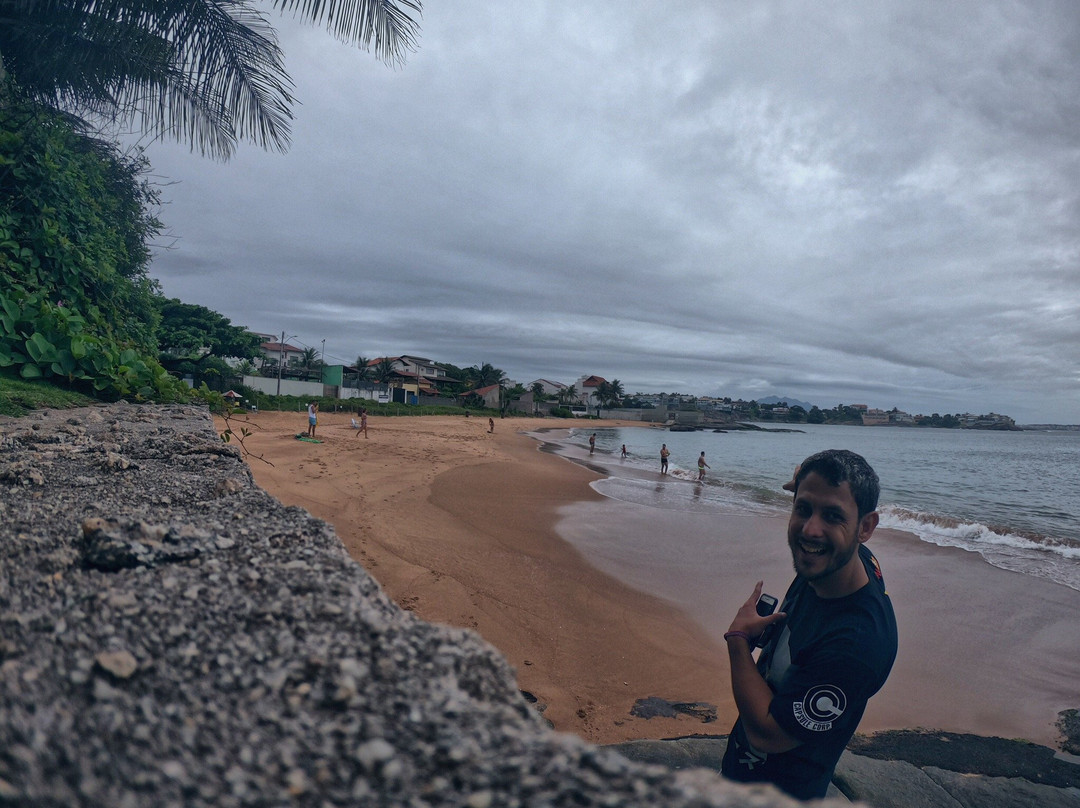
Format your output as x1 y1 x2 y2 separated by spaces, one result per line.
0 372 96 416
0 1 422 415
0 0 421 158
590 378 624 416
155 297 262 390
748 401 970 428
0 101 186 402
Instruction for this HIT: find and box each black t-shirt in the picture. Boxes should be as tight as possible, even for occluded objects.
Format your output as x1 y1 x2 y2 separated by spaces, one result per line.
721 545 897 800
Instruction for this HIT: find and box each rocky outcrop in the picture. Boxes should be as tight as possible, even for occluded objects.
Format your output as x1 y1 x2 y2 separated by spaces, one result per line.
610 737 1080 807
1 403 824 807
4 403 1077 807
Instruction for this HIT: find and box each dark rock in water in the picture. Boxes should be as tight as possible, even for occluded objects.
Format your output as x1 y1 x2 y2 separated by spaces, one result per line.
630 697 717 723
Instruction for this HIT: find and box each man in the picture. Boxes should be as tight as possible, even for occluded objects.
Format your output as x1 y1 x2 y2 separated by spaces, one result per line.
589 433 596 453
660 444 670 474
720 449 897 800
697 451 711 481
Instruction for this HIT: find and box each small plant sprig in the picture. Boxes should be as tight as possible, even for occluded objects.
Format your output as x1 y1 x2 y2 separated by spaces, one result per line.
196 384 273 466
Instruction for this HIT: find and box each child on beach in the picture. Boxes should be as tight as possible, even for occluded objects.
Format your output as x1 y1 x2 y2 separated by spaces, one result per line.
620 444 627 458
307 401 318 438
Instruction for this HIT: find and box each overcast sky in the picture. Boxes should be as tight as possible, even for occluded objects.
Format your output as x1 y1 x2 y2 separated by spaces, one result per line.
134 1 1080 423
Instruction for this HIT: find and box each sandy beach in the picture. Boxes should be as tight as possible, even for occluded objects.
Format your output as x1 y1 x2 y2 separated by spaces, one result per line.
219 409 1080 748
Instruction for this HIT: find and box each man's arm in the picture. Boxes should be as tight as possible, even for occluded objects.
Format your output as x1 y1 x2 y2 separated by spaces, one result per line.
726 582 800 755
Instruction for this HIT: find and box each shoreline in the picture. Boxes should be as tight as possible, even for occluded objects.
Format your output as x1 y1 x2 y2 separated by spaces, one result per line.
225 410 730 743
224 410 1078 749
544 436 1080 747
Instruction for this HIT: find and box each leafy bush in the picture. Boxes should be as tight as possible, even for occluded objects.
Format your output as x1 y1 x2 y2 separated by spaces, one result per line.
0 97 185 401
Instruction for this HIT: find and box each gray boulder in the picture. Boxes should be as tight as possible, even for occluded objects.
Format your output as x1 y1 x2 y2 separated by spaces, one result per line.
832 751 962 807
923 766 1080 808
0 403 832 808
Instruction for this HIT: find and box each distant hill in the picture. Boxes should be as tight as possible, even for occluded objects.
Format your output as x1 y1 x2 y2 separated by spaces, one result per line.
757 395 816 411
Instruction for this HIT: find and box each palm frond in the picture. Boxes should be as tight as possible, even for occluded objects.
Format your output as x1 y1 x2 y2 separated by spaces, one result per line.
0 0 420 157
272 0 421 67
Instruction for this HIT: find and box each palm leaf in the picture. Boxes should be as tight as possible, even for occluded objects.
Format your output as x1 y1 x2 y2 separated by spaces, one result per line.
272 0 421 66
0 0 421 157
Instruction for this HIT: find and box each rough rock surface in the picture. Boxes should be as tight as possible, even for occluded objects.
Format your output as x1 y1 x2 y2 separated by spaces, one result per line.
609 738 1080 807
0 403 827 807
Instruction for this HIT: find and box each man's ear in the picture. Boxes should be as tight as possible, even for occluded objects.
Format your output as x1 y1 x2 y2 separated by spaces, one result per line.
858 511 879 544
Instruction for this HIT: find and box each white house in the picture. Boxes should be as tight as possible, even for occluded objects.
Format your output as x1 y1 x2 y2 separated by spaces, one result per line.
528 379 567 397
259 340 305 368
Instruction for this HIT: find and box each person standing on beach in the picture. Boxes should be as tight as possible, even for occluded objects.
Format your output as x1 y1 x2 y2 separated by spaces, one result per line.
589 433 596 453
307 401 318 438
360 408 368 439
720 449 898 800
697 451 710 481
660 444 670 474
621 444 628 458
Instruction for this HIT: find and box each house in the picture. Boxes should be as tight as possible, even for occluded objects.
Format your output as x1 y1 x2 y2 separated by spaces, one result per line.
258 340 304 368
461 384 501 409
398 355 451 386
366 356 448 396
573 375 607 405
862 408 890 426
528 379 567 397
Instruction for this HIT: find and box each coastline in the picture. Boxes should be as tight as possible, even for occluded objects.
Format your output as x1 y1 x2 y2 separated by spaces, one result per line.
224 410 730 743
224 410 1079 748
554 496 1080 747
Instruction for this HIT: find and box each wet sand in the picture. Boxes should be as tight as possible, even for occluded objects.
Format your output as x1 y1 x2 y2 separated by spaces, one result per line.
555 495 1080 747
221 409 1079 748
221 410 728 743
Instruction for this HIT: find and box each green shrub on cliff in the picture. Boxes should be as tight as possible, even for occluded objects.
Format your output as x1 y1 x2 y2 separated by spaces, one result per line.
0 98 186 401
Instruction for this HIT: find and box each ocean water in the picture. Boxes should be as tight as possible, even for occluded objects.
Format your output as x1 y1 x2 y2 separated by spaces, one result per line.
551 423 1080 591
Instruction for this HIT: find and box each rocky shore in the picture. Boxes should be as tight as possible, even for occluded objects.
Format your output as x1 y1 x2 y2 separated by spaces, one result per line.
1 403 1077 807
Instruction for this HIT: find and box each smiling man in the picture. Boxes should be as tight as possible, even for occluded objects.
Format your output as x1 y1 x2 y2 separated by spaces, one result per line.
720 449 898 800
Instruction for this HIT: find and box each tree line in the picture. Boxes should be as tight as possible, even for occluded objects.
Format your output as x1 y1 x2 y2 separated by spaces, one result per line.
0 1 420 402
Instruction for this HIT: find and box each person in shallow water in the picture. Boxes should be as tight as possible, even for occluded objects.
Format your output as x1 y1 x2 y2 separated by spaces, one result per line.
720 449 898 801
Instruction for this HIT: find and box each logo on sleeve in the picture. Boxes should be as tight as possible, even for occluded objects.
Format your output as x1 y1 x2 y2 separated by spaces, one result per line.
792 685 846 731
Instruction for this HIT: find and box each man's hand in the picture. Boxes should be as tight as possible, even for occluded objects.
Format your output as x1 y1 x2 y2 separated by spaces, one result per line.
725 581 800 755
727 581 787 645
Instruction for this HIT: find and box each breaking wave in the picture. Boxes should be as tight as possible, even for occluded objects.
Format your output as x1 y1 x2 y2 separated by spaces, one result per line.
879 506 1080 591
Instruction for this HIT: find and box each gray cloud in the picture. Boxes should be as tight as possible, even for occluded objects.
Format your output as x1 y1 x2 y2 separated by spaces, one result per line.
132 0 1080 422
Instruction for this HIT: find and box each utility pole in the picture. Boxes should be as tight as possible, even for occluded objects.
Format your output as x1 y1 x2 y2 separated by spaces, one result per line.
276 330 285 396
